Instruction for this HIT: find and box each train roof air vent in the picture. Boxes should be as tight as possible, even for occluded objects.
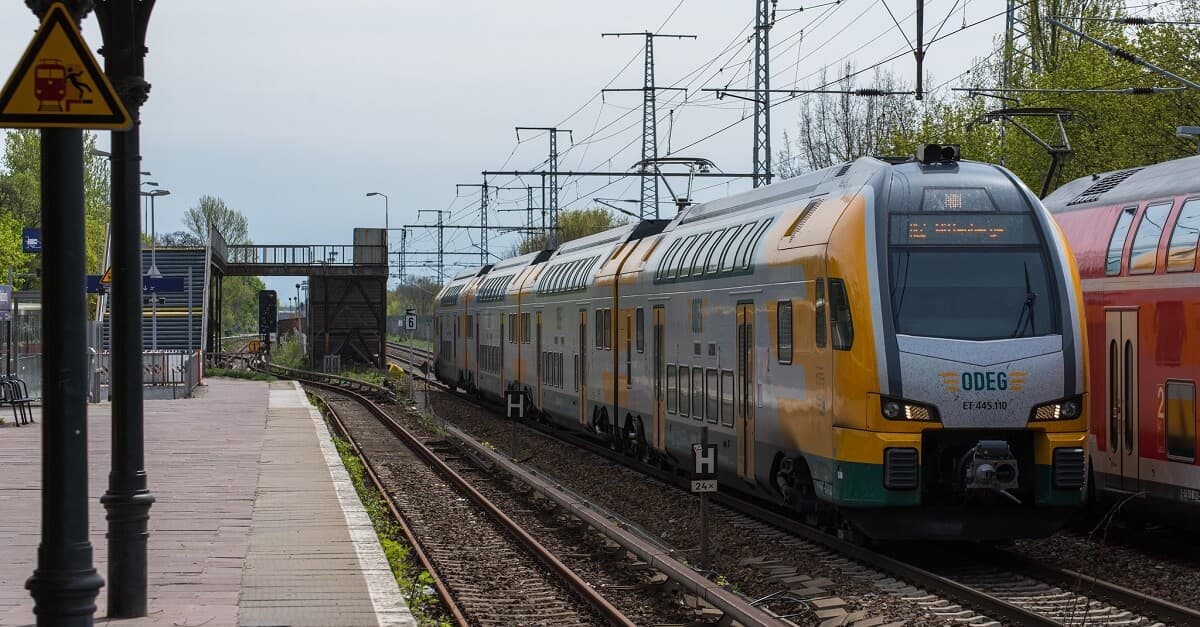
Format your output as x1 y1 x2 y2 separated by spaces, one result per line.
1066 167 1143 206
785 198 824 243
834 163 852 177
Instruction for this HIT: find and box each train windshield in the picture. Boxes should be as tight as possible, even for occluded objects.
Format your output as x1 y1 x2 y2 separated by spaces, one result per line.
888 211 1061 341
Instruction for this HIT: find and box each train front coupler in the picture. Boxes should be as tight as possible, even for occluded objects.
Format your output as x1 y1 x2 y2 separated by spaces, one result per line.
960 440 1022 504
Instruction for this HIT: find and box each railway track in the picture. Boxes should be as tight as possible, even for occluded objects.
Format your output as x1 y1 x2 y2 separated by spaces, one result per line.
384 343 1200 626
299 379 630 626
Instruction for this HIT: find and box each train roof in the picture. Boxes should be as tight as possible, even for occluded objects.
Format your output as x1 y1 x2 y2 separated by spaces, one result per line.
451 265 491 281
1043 155 1200 213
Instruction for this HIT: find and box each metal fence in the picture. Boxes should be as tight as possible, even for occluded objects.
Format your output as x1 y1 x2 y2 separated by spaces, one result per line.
224 244 386 267
95 350 201 399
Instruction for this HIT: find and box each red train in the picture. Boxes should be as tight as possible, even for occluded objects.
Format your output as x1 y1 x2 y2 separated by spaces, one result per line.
1044 155 1200 520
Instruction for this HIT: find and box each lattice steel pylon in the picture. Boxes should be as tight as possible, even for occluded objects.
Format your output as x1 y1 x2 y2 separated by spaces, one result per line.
516 127 572 248
754 0 773 187
604 31 695 218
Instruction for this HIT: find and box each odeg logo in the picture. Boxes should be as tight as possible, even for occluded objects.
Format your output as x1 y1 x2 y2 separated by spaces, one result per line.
940 371 1026 394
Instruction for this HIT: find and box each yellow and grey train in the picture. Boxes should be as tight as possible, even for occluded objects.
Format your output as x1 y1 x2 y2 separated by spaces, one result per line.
434 145 1089 540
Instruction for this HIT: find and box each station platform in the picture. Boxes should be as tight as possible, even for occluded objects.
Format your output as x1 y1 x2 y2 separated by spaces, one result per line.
0 378 415 626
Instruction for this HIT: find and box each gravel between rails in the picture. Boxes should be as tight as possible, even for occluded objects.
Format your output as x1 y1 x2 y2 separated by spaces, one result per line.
1011 523 1200 611
314 390 606 626
416 387 961 626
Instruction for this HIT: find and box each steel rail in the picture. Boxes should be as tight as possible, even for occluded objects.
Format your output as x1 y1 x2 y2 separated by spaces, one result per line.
977 544 1200 626
307 390 468 627
299 377 635 627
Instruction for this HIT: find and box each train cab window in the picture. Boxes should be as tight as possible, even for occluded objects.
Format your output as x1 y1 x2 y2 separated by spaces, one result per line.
815 279 827 348
692 367 705 421
777 300 793 364
1130 202 1173 274
720 370 734 427
1107 207 1137 275
679 367 690 417
667 365 677 413
706 369 719 423
1167 199 1200 272
828 279 854 350
1166 380 1197 462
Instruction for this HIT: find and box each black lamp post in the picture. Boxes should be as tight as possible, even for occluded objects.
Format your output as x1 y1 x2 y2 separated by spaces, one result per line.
23 1 107 624
94 0 158 618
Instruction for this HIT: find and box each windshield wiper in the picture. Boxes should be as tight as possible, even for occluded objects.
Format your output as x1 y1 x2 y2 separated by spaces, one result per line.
1010 261 1036 338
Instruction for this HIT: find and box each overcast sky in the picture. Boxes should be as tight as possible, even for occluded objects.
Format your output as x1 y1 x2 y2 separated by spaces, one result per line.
2 1 1028 294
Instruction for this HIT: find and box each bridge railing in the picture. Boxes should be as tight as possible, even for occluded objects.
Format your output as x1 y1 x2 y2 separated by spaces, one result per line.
224 244 386 266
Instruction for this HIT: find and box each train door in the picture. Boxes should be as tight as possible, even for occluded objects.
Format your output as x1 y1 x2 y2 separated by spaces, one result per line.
736 302 756 480
536 311 543 409
453 316 459 382
1105 308 1140 492
652 306 666 450
579 309 588 426
475 316 481 390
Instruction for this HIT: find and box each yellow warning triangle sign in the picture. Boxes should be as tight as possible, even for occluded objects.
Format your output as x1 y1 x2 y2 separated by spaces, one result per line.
0 3 131 130
100 266 112 285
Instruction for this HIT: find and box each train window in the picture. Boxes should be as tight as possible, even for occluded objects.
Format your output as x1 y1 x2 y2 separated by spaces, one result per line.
556 307 562 331
1166 380 1197 462
706 369 719 424
777 300 793 364
522 313 531 344
674 235 701 278
689 231 717 276
657 239 683 280
625 314 633 387
1106 206 1137 275
636 308 645 353
1130 202 1173 274
720 370 734 427
829 279 854 350
466 315 473 339
670 235 699 279
1167 199 1200 272
595 309 602 348
574 354 580 391
692 367 705 421
815 279 827 348
719 224 750 273
679 367 690 417
605 309 614 350
691 299 703 333
1108 340 1118 451
740 219 774 271
509 314 517 343
704 228 731 273
667 365 677 413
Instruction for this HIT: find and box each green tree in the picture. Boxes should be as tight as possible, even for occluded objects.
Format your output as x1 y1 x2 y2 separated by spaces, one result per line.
183 194 249 248
514 207 627 255
0 130 111 289
179 194 264 334
387 276 441 317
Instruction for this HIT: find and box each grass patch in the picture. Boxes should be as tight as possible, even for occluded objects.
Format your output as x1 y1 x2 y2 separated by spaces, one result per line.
340 368 386 387
388 336 433 353
205 367 277 382
271 334 308 370
331 431 451 626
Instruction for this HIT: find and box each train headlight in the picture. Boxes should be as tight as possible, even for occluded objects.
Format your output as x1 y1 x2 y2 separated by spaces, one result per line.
1031 396 1084 422
879 396 940 422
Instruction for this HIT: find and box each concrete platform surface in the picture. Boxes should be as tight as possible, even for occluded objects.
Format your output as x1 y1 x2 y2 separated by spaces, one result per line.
0 377 414 626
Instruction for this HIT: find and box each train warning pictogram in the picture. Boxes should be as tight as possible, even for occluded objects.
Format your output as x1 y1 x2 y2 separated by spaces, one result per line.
0 3 131 129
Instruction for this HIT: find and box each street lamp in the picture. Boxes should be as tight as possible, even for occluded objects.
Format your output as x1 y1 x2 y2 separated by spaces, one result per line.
366 192 389 232
295 282 303 334
141 181 158 234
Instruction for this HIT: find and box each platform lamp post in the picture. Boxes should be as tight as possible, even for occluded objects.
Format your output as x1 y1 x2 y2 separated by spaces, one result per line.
366 192 389 280
140 189 169 351
95 2 160 618
22 2 107 622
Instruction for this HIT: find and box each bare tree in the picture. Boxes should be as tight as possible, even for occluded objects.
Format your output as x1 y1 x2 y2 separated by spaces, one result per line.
775 64 921 177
